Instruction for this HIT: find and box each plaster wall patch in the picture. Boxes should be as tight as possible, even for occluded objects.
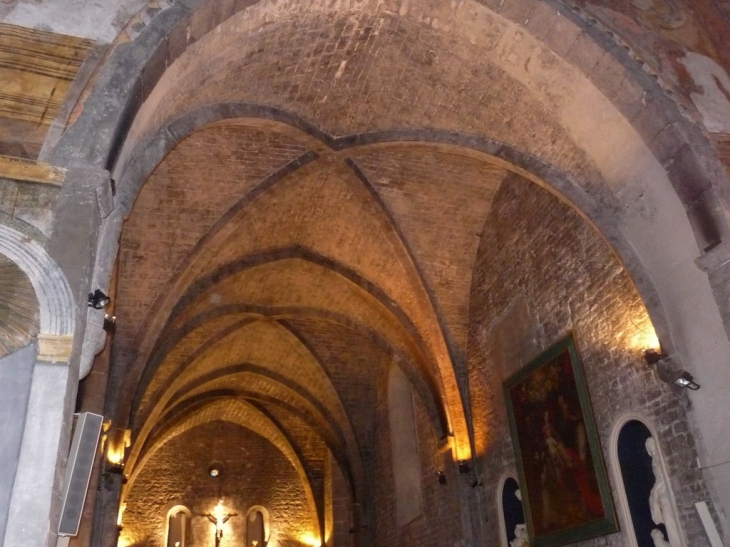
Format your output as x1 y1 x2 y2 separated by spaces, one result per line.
679 52 730 134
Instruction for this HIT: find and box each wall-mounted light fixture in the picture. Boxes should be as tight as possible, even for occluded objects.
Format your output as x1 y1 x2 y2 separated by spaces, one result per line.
458 460 470 474
672 371 700 390
435 470 447 485
203 500 237 547
88 289 111 309
642 348 701 390
105 428 131 475
103 313 116 333
643 348 667 365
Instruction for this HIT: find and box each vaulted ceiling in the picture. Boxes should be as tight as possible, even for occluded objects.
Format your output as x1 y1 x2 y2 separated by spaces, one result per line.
81 0 730 534
115 119 511 519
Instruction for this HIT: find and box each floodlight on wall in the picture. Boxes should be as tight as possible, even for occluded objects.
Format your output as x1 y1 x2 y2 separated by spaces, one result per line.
458 460 470 474
672 371 700 390
88 289 111 309
436 470 447 485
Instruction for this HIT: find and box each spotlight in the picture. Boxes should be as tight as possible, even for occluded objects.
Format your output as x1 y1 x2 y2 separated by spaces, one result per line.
644 348 667 365
672 371 700 390
458 460 470 474
88 289 111 309
436 470 447 485
103 314 116 333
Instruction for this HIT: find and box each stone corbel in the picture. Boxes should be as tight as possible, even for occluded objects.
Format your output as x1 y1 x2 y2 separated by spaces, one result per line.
695 241 730 273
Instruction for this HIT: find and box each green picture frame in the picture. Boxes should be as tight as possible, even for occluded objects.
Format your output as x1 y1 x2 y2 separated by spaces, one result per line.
503 334 618 547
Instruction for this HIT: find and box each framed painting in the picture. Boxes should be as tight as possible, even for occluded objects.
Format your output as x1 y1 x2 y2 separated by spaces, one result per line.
503 334 618 547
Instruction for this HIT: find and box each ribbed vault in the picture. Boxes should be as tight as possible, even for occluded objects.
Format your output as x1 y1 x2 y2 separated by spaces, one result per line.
104 0 730 544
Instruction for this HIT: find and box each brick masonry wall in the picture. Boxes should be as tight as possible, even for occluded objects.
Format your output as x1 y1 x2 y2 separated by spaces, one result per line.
467 174 713 546
121 420 313 547
371 363 463 547
330 455 352 547
116 124 306 371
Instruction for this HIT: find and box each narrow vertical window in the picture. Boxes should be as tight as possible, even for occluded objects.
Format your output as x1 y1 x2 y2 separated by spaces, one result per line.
246 506 270 546
166 506 191 547
387 363 423 526
247 510 264 546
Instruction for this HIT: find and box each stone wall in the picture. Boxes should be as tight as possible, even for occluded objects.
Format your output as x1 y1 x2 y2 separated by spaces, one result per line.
121 420 315 547
467 174 714 546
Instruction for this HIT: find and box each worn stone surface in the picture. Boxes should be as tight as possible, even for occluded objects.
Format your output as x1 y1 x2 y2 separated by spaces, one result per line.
0 178 59 239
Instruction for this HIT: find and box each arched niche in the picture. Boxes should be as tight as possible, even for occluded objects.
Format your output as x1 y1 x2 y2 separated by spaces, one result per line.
610 414 684 547
497 474 526 547
165 504 192 547
246 505 270 546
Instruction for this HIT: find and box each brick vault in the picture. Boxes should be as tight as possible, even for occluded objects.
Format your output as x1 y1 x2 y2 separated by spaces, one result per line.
1 1 730 547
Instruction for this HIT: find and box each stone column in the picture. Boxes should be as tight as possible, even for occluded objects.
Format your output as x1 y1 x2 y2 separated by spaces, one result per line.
0 344 38 542
695 243 730 537
3 359 75 547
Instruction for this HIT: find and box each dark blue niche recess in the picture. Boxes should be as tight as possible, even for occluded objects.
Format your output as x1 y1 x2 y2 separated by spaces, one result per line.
618 420 669 546
502 477 525 543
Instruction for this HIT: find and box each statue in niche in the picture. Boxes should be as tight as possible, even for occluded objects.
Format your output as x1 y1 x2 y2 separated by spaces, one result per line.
510 489 529 547
510 524 530 547
651 528 671 547
646 437 680 547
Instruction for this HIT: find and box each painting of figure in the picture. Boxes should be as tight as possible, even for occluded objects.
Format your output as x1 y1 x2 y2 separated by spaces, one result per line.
504 334 618 547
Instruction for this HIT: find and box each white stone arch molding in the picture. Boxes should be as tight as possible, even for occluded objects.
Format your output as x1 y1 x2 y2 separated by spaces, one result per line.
0 225 75 361
609 412 685 547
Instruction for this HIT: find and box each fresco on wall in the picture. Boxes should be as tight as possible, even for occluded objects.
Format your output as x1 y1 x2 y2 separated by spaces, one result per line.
504 335 617 547
566 0 730 131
